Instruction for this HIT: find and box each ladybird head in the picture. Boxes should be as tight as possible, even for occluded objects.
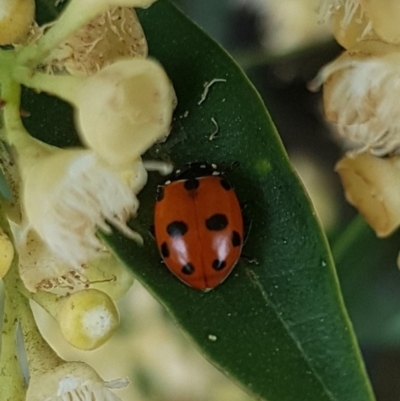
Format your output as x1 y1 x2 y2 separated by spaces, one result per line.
174 162 219 180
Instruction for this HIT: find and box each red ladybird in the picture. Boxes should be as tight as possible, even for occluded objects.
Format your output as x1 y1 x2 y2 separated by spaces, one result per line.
154 162 243 291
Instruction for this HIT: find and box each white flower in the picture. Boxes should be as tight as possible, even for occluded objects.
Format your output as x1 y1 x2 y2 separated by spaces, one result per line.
318 0 400 47
15 58 176 168
312 40 400 156
75 58 176 166
15 227 134 296
17 0 157 66
30 7 148 76
0 0 35 45
19 145 146 267
26 361 128 401
358 0 400 44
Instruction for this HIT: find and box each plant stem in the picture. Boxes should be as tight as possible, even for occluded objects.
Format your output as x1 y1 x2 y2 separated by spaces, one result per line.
0 267 26 401
331 215 370 266
13 65 83 105
2 257 63 375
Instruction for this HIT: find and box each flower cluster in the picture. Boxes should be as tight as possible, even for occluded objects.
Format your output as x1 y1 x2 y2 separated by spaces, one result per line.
315 0 400 252
0 0 175 399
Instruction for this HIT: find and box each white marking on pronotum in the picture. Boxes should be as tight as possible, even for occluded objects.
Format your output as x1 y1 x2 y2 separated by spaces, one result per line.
198 78 227 105
209 117 219 141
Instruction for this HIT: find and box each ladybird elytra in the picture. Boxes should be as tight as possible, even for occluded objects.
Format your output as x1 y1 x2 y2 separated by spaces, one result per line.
154 163 243 291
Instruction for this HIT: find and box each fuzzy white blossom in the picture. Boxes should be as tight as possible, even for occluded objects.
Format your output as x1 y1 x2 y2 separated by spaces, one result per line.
26 361 127 401
19 146 146 268
312 40 400 155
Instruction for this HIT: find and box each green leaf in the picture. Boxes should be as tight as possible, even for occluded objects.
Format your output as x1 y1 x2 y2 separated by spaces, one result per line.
24 1 375 400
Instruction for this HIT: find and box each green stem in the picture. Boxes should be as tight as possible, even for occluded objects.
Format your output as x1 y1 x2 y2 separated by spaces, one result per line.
3 259 63 377
331 215 370 266
1 77 56 179
28 290 66 321
0 272 26 401
0 208 61 399
13 65 83 105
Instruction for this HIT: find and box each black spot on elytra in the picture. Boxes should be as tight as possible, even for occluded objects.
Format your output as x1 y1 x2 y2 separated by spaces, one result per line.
206 214 228 231
232 231 242 247
160 242 170 258
167 221 188 237
182 263 194 275
220 179 232 191
184 178 199 191
212 259 226 271
156 186 164 201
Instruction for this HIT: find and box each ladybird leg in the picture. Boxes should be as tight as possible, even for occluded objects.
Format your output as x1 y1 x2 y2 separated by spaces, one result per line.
228 160 240 171
243 216 252 245
219 160 240 174
148 225 155 239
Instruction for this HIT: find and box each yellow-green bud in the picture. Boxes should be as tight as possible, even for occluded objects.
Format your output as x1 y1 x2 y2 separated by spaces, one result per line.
58 289 119 350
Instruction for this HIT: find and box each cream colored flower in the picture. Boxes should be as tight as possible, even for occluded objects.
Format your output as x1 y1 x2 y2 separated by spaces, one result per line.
15 58 176 168
19 145 146 267
313 40 400 156
16 227 134 296
336 152 400 237
26 361 127 401
16 0 157 67
75 58 176 167
31 7 148 76
0 0 35 45
360 0 400 44
319 0 400 47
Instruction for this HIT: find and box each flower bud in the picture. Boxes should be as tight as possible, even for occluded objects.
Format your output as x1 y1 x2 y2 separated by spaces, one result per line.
0 0 35 45
58 289 119 350
336 152 400 236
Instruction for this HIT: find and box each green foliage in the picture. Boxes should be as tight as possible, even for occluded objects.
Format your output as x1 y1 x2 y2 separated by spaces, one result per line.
26 1 375 400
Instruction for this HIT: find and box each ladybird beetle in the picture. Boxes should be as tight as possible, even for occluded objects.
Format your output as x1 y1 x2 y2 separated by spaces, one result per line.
154 162 243 291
